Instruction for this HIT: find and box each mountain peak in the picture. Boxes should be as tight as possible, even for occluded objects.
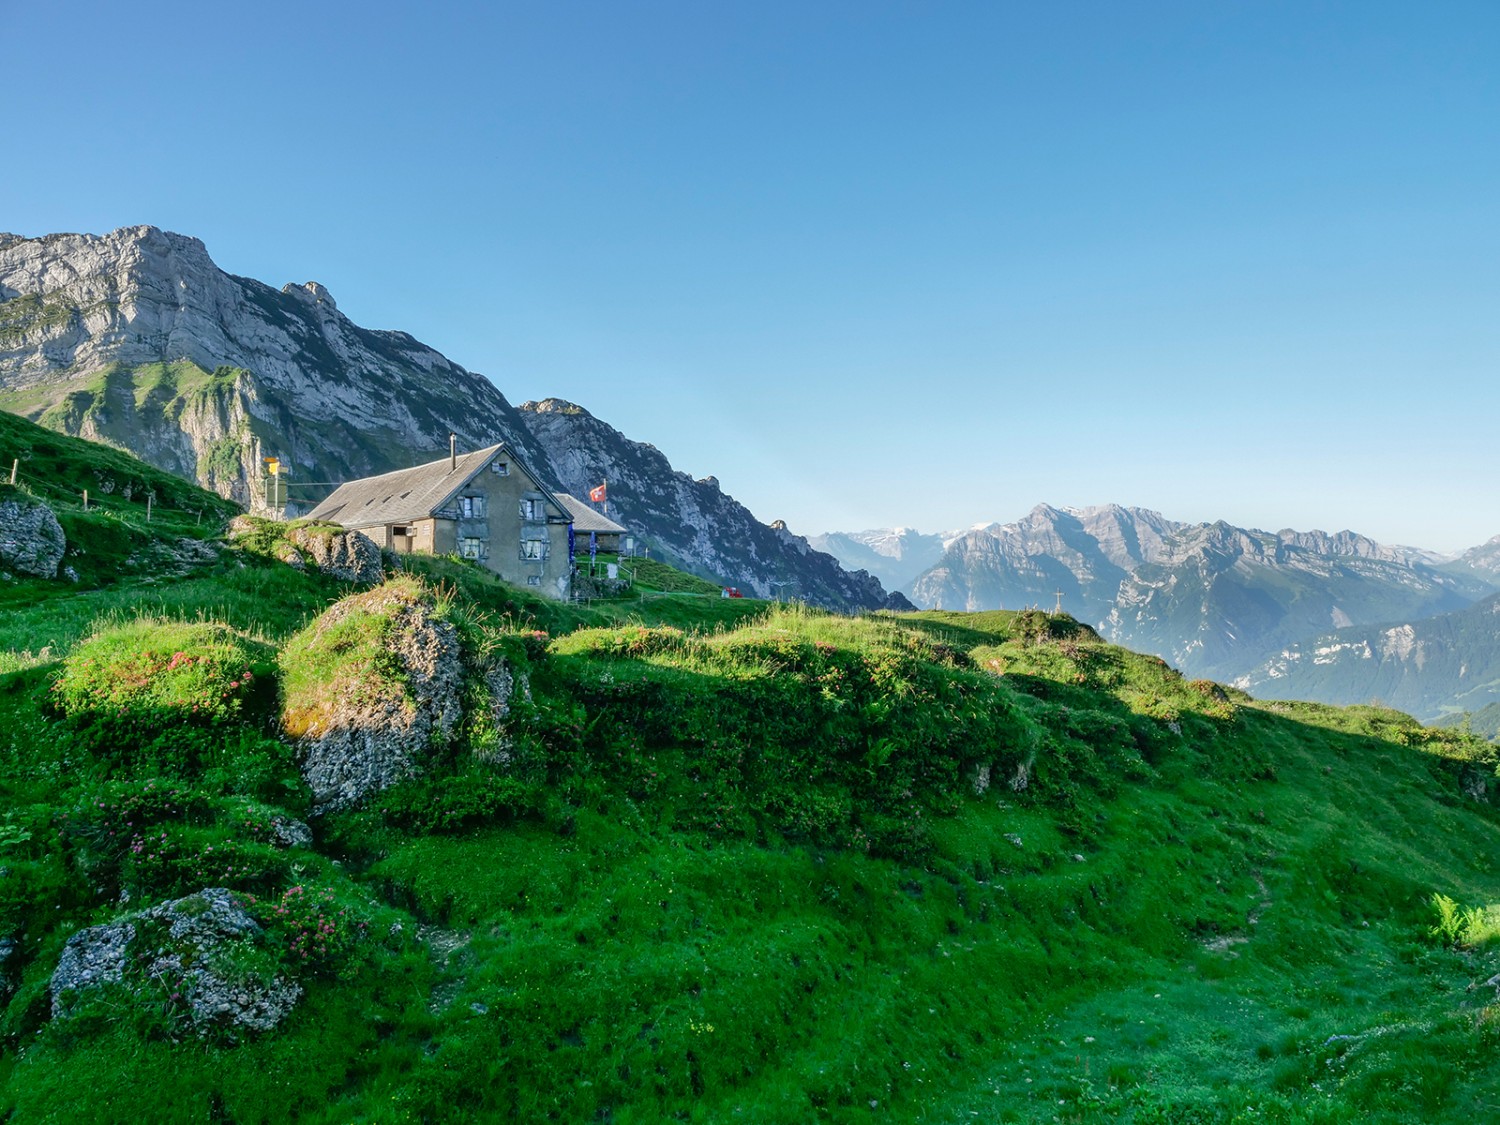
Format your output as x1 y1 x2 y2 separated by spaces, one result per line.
520 398 593 419
281 280 338 313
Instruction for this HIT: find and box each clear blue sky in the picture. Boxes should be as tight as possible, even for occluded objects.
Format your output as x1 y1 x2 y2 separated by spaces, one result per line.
4 1 1497 550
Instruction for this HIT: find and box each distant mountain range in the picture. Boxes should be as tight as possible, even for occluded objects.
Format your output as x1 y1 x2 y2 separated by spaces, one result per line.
818 505 1500 718
1240 593 1500 722
806 528 947 593
0 226 902 610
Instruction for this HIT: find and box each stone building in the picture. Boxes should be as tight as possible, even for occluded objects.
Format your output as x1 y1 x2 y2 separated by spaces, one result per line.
306 443 573 598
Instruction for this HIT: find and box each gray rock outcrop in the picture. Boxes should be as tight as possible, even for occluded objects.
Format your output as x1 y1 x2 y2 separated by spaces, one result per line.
286 525 383 585
0 935 15 1003
50 887 301 1035
285 582 464 813
0 491 65 577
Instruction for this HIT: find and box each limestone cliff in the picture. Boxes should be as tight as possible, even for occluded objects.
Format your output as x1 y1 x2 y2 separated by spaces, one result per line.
0 227 555 509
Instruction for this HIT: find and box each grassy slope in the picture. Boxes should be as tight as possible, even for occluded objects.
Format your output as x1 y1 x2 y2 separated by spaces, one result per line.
2 421 1500 1121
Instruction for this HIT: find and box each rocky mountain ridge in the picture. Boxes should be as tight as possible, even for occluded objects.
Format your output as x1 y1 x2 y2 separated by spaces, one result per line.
820 503 1500 692
0 226 897 610
0 227 557 500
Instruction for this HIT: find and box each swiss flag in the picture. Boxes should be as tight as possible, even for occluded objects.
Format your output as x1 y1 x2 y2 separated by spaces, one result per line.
589 483 607 503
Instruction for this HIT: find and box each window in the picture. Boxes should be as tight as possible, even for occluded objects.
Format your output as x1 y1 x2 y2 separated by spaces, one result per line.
526 575 541 586
520 498 546 521
459 495 486 519
520 539 548 560
460 537 482 560
491 461 509 476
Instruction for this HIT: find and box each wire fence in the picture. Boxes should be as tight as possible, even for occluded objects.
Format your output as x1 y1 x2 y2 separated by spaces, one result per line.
2 455 232 529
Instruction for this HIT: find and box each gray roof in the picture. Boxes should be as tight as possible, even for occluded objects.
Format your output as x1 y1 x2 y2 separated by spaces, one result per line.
307 444 557 528
552 492 628 534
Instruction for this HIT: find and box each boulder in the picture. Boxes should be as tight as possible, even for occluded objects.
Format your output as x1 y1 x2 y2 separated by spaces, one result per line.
50 888 300 1035
287 525 383 585
282 580 464 813
0 491 65 578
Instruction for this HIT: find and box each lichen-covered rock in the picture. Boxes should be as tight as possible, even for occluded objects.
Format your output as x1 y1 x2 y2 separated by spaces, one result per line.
226 514 259 539
0 490 65 578
267 814 314 849
51 921 136 1016
281 579 464 813
286 525 383 585
50 888 301 1035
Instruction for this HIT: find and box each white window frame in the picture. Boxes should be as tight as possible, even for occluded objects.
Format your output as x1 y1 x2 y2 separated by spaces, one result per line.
460 537 483 560
460 495 487 519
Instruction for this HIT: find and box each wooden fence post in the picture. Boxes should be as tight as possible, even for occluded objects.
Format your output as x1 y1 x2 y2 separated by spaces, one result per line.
8 459 15 485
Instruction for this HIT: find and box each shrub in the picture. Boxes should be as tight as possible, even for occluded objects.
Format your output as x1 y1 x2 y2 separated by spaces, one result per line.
372 770 546 834
52 619 272 732
247 883 370 979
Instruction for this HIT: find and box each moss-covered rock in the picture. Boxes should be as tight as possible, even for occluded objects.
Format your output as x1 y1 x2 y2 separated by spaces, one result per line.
228 516 383 585
280 579 466 813
49 887 300 1037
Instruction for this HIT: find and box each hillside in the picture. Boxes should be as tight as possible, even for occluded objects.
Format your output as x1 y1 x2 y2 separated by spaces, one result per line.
3 449 1500 1121
0 227 894 611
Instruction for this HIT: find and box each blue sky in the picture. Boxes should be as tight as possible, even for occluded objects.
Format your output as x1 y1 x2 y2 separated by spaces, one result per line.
4 1 1497 550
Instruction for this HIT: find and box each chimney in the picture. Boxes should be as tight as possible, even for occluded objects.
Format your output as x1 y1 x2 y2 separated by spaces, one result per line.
450 433 457 471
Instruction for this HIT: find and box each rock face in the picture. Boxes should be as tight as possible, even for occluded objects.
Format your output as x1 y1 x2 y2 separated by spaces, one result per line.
283 581 465 813
285 525 383 585
0 227 557 509
0 489 65 577
0 936 15 1004
50 887 301 1035
517 399 902 610
908 505 1184 623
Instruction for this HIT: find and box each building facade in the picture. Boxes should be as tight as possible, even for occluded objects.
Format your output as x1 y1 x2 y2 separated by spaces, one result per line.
306 443 574 598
